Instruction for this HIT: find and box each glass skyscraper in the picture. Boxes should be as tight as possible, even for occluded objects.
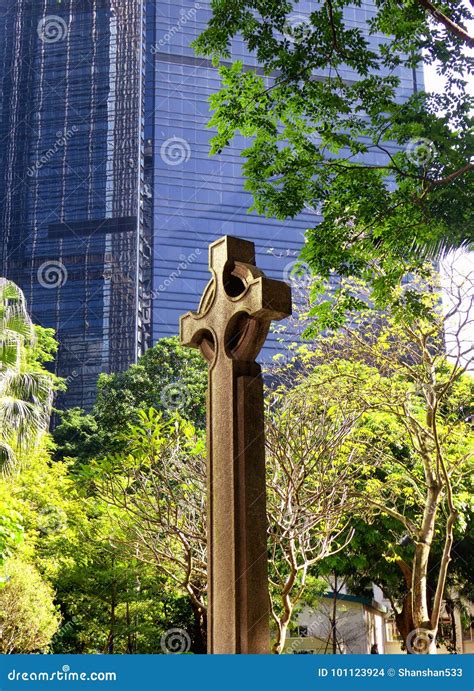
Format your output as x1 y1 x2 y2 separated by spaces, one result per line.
0 0 151 410
0 0 422 410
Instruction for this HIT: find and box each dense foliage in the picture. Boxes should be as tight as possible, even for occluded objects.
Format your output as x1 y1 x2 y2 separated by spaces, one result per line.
0 279 58 473
53 337 207 465
194 0 473 320
1 276 472 654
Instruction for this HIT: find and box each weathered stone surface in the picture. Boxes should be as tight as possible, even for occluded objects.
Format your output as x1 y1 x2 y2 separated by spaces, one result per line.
180 236 292 654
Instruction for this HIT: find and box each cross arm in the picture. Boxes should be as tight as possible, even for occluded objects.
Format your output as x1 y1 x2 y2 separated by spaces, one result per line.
246 275 292 322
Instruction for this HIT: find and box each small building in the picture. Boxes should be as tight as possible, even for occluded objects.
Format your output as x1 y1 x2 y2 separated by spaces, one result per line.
284 593 387 654
284 588 474 654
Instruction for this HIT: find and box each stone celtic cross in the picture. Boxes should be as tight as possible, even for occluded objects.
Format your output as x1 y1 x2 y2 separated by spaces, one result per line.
180 236 292 654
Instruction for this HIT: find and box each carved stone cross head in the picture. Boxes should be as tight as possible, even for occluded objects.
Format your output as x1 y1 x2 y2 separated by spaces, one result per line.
180 235 292 367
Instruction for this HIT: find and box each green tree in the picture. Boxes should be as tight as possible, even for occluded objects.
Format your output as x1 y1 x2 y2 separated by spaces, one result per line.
0 485 23 569
0 558 60 653
287 273 474 650
0 279 58 472
94 337 207 431
51 538 192 654
93 411 208 653
0 289 196 654
53 337 207 463
265 379 373 653
96 397 373 655
311 508 473 653
194 1 473 316
52 408 102 466
1 427 190 654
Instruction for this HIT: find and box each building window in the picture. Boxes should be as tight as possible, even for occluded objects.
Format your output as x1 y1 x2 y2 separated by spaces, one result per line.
385 619 402 642
462 618 474 642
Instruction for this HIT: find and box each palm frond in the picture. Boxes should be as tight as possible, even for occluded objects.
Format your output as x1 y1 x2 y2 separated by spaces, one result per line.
412 237 474 263
0 338 21 370
0 279 54 472
0 441 15 475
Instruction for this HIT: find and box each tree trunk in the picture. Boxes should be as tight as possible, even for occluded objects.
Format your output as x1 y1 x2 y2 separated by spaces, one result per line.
126 602 133 654
190 600 207 654
395 594 415 653
107 584 116 654
411 486 439 652
445 598 458 654
273 593 293 654
273 562 298 654
273 615 291 654
393 559 415 651
332 575 338 655
451 606 457 654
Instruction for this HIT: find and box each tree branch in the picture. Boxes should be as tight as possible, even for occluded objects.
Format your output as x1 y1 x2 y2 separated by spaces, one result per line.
416 0 474 47
429 162 474 188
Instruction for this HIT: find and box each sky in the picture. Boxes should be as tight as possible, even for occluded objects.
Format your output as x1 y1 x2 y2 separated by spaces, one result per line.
422 16 474 364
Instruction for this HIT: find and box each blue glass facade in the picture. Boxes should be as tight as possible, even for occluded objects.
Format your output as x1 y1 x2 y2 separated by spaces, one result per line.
0 0 151 410
150 0 423 350
0 0 422 408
